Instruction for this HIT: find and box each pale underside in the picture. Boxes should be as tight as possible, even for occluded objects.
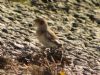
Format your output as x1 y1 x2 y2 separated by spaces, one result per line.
36 29 61 48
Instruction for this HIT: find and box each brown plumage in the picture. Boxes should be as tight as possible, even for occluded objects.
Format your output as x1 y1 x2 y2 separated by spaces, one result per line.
34 18 62 48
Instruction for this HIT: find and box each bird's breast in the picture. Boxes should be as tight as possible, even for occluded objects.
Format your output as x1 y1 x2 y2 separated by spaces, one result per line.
37 34 57 48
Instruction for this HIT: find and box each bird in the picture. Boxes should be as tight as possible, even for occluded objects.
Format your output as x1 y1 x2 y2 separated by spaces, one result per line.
34 18 62 49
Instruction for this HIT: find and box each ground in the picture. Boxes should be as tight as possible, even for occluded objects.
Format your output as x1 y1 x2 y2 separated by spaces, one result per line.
0 0 100 75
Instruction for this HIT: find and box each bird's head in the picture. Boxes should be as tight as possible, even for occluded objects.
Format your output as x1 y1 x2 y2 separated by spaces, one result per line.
34 18 48 31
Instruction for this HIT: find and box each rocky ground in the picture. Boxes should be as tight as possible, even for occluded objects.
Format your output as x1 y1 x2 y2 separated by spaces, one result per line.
0 0 100 75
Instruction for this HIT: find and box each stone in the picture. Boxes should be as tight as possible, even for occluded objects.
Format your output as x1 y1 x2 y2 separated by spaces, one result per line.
2 28 8 33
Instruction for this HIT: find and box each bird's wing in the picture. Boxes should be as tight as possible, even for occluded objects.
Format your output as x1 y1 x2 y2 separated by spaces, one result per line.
46 29 58 40
45 29 62 47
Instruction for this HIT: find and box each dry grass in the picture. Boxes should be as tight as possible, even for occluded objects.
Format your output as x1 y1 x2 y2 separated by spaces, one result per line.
0 48 69 75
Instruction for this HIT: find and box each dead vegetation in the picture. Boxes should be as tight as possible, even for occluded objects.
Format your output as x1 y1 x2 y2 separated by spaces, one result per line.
0 48 70 75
